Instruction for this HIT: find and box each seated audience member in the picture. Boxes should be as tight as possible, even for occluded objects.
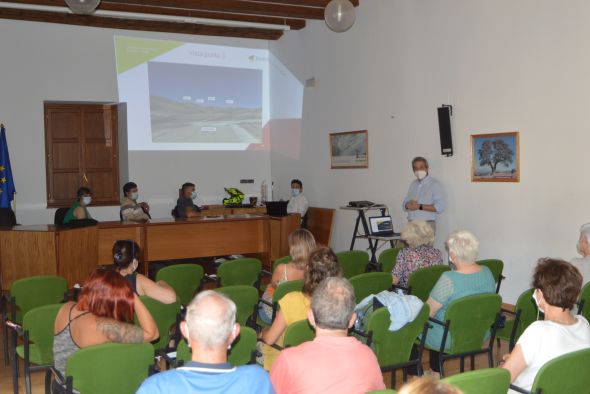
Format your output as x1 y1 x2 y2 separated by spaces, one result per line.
261 246 341 370
571 222 590 283
137 291 273 394
398 377 461 394
120 182 150 222
63 187 93 224
259 229 317 324
392 220 443 286
175 182 201 218
502 258 590 393
424 230 495 372
53 269 158 378
113 240 176 304
286 179 309 218
270 277 385 394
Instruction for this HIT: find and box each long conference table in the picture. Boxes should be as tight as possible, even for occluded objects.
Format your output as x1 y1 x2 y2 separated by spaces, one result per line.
0 213 300 289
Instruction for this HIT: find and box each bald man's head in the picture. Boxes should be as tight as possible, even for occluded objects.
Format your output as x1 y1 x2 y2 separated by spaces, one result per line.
184 290 237 350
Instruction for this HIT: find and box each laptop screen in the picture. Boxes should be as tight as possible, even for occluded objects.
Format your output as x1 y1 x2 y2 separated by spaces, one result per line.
369 216 393 234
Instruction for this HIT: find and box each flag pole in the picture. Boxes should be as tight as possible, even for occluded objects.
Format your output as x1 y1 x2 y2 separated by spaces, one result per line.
12 192 16 213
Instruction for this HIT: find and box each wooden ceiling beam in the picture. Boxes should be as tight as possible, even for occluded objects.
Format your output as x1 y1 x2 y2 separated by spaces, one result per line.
0 0 306 29
0 7 284 39
104 0 326 20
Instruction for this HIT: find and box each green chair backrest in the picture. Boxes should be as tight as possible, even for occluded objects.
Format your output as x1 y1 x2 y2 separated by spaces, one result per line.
155 264 204 306
176 326 258 367
21 303 63 365
407 265 451 302
477 259 504 286
273 256 292 273
65 342 154 394
214 285 259 326
137 296 181 350
442 368 510 394
10 275 67 323
336 250 369 279
444 293 502 354
217 258 262 287
349 272 393 303
273 280 304 303
283 319 315 348
530 348 590 394
367 303 430 367
378 247 403 273
579 282 590 322
513 288 539 342
367 390 397 394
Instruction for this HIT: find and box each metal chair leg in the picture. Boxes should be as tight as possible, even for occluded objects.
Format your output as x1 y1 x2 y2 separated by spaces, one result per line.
11 341 19 394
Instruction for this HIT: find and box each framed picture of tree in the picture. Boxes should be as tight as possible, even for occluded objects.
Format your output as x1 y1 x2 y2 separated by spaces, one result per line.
471 131 520 182
330 130 369 169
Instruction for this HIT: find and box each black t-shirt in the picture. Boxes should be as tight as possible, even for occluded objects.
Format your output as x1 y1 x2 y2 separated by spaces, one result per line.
176 197 200 218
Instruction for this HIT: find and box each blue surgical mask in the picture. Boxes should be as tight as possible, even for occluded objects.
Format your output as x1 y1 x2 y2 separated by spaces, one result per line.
191 191 197 200
291 189 300 197
130 192 139 201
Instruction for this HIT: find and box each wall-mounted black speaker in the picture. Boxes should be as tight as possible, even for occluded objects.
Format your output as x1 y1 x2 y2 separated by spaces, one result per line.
437 105 453 157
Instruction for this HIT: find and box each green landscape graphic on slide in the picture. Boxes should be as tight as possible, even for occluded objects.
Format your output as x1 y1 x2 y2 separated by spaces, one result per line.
115 36 182 74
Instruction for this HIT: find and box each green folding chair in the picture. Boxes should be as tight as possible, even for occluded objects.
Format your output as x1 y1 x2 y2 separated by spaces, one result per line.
215 285 259 327
3 275 68 366
336 250 369 279
54 342 155 394
349 272 393 303
366 304 430 387
403 265 451 302
427 293 502 377
176 326 258 367
217 258 262 288
577 282 590 322
442 368 511 394
138 296 181 351
9 303 62 394
283 319 315 348
155 264 204 306
496 289 539 351
257 279 304 328
510 348 590 394
378 247 403 274
273 256 292 273
477 259 505 293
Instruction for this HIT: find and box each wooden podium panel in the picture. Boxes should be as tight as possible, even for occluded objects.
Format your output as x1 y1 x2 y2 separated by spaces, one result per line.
97 222 144 265
58 226 98 286
270 215 301 262
0 226 58 289
146 216 270 262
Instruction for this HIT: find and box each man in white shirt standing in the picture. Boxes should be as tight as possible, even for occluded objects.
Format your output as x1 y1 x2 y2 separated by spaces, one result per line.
571 222 590 283
287 179 309 219
402 157 445 234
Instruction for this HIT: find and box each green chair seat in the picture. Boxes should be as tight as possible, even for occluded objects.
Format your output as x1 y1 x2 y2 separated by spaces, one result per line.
578 282 590 321
176 326 258 367
137 296 181 351
214 285 259 326
349 272 393 303
442 368 510 394
155 264 204 306
273 256 292 273
406 265 451 302
16 344 45 366
283 319 315 348
217 258 262 288
496 289 538 351
476 259 505 293
336 250 369 279
378 247 402 273
528 348 590 394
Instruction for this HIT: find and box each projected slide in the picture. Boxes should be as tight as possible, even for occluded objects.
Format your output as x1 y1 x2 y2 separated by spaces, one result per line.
148 62 262 144
115 36 279 151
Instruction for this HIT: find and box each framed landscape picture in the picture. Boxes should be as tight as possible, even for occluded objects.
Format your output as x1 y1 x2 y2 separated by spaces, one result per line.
471 131 520 182
330 130 368 169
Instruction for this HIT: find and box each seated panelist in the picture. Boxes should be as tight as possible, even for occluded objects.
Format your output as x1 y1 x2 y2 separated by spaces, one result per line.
120 182 150 222
63 187 93 224
286 179 309 218
175 182 201 218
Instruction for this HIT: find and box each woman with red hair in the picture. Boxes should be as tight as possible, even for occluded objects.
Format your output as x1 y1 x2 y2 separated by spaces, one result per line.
53 269 159 376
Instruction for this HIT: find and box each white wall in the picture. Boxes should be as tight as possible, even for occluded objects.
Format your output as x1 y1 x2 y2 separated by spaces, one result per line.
270 0 590 302
0 20 271 223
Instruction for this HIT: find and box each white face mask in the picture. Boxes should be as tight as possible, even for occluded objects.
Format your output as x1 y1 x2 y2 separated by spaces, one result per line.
82 196 92 206
532 290 545 314
130 192 139 201
414 170 427 180
291 188 301 197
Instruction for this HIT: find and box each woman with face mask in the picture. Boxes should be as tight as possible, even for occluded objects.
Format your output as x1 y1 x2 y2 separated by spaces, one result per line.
501 258 590 393
63 186 94 224
113 240 177 304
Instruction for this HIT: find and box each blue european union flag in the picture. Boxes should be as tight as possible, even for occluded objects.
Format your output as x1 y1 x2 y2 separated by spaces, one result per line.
0 126 16 208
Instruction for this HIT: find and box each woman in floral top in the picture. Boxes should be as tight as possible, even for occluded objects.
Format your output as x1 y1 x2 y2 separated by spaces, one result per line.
392 220 443 287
